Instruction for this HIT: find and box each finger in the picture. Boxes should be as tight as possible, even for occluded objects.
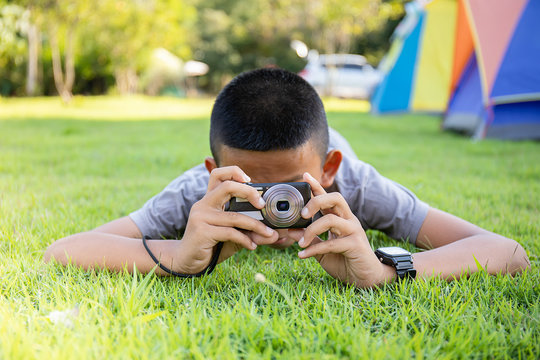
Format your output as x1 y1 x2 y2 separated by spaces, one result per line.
299 214 355 248
303 172 326 196
298 236 356 259
287 228 305 242
211 226 257 250
206 180 265 210
299 235 323 261
301 192 354 219
207 166 251 191
243 229 279 246
207 211 276 239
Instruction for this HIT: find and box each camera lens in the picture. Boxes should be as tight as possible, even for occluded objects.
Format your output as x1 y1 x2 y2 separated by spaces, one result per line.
276 200 290 212
261 184 304 228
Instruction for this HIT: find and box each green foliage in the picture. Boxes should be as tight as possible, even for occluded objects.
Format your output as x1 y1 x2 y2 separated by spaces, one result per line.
190 0 309 90
0 2 29 95
0 97 538 358
352 1 406 66
0 0 405 95
190 0 405 91
1 0 197 95
84 0 195 75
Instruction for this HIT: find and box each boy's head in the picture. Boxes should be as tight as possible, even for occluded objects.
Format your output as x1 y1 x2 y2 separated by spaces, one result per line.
206 68 343 249
209 68 329 165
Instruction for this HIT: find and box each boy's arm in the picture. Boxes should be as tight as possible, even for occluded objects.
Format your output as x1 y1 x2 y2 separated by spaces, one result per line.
44 216 195 275
44 166 279 274
93 216 142 237
298 173 530 288
412 208 530 278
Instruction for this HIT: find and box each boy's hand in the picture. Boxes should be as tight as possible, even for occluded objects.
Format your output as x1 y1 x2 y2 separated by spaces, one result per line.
175 166 278 274
297 173 396 288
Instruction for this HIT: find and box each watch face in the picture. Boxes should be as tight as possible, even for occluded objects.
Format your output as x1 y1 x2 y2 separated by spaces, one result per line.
378 247 410 256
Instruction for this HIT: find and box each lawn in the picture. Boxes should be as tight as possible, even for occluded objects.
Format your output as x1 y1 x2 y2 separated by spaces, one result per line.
0 96 538 359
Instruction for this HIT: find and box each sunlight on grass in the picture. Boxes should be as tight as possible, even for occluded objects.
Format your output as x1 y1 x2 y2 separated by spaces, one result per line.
0 95 370 121
322 97 370 113
0 95 214 121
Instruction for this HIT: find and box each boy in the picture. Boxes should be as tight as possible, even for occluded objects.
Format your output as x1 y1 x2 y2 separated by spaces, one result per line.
44 68 529 288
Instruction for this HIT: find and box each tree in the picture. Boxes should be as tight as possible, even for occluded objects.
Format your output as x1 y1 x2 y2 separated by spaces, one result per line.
190 0 309 91
25 15 40 96
13 0 90 101
189 0 401 91
1 0 404 96
0 2 30 96
350 0 405 66
82 0 196 94
45 0 91 102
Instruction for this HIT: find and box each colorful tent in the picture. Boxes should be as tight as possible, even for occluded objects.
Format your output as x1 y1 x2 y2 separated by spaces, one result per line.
371 0 459 114
444 0 540 139
372 0 540 140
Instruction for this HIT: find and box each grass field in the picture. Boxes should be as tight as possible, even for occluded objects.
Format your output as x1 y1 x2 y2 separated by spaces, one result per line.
0 96 538 359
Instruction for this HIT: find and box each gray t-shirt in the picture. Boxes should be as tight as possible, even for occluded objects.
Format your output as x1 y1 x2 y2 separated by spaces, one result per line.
129 128 429 245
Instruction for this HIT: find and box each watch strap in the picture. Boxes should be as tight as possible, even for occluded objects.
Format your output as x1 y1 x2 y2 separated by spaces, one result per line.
375 249 416 280
393 256 416 279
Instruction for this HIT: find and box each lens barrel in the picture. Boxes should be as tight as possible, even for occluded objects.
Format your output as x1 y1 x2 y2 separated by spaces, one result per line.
261 184 304 227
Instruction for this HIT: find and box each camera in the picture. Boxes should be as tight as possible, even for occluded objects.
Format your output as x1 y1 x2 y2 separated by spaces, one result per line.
228 182 312 228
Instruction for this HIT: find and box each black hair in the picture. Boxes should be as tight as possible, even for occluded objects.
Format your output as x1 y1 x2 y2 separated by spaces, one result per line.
210 68 328 164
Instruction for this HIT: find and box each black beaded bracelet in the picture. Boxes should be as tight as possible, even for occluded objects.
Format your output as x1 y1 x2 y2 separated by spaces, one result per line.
142 235 224 278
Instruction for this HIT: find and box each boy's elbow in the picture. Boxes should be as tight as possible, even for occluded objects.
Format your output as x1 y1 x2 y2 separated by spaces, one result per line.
43 242 58 263
506 238 530 274
43 238 69 265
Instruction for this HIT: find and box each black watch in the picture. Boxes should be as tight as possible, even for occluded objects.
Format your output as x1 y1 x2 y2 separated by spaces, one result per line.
374 247 416 280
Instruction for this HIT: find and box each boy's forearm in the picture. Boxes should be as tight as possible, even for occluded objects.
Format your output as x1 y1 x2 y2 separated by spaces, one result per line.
411 234 530 280
44 232 181 275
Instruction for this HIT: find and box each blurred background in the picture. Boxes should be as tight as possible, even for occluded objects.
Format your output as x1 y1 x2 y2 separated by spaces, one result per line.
0 0 404 99
2 0 538 140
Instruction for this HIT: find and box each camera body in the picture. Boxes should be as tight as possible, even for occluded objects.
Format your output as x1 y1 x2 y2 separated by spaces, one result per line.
228 182 312 229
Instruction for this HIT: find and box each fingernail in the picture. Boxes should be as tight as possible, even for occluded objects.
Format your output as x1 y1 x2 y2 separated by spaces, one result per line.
259 198 266 207
243 175 251 182
301 207 309 218
298 250 305 258
251 242 257 250
298 237 305 247
266 226 273 235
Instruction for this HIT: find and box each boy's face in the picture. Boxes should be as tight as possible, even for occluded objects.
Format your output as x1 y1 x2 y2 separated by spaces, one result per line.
205 140 342 249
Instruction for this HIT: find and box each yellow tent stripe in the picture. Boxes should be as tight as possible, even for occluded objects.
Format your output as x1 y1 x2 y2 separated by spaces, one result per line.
411 0 457 112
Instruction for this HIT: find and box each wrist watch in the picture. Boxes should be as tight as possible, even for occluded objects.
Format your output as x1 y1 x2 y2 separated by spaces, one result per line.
374 247 416 280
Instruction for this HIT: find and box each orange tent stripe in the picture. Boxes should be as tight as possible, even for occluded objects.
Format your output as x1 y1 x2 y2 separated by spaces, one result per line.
450 0 474 94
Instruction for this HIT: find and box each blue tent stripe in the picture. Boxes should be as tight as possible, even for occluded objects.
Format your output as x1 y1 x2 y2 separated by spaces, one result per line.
491 101 540 126
449 54 483 113
491 0 540 101
486 101 540 139
371 12 424 113
443 53 485 135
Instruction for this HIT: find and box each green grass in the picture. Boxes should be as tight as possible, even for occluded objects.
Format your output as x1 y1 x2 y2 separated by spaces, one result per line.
0 96 538 359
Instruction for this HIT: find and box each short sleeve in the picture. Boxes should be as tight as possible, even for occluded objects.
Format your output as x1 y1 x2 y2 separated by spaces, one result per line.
336 157 429 244
129 164 209 239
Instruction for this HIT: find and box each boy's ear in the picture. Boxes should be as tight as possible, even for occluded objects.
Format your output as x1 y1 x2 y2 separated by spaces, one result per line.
204 157 218 174
320 150 342 188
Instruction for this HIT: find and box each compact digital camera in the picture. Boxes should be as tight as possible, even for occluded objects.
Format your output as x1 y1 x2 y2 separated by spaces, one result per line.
228 182 312 229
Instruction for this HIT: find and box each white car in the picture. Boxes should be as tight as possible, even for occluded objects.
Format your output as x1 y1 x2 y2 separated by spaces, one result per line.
299 54 381 99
